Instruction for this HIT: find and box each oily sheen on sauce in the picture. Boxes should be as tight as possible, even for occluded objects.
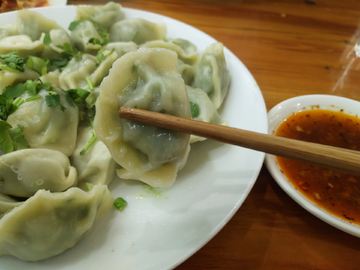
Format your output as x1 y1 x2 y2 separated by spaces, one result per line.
275 109 360 224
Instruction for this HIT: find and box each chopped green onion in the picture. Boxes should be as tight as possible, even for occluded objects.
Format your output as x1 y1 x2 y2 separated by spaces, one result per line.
11 98 24 113
172 41 182 46
85 78 94 91
113 197 127 212
26 56 48 76
25 95 41 102
80 131 97 155
86 182 94 191
0 65 21 73
190 101 199 118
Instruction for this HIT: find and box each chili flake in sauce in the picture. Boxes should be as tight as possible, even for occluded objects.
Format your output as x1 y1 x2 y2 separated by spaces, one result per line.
275 109 360 224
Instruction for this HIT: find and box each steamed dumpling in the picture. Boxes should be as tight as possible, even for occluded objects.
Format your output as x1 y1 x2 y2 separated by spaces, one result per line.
0 194 22 217
109 18 166 45
0 149 77 198
0 24 18 39
0 35 45 59
6 87 79 156
94 47 191 187
103 41 138 57
70 126 117 190
41 29 73 59
192 42 230 109
177 59 195 85
141 38 198 65
16 10 64 41
70 20 103 53
75 2 124 29
59 51 118 91
0 185 114 261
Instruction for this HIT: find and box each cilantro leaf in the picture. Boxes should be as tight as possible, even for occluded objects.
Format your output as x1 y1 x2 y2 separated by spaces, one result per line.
68 20 82 31
45 91 66 111
2 83 26 100
57 43 82 60
67 88 90 104
88 38 102 45
96 48 114 65
49 58 69 71
8 124 30 151
0 52 25 72
0 121 29 153
0 120 13 153
43 32 52 45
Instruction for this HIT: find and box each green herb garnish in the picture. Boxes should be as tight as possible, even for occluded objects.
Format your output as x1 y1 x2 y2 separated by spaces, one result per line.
0 52 25 73
45 91 66 111
113 197 127 212
43 32 52 45
68 20 82 31
26 56 49 75
80 131 97 155
0 121 29 153
190 101 199 118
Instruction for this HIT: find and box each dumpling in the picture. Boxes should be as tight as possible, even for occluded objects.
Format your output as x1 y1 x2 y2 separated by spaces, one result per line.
104 41 138 57
59 51 118 90
0 66 39 93
74 2 124 29
70 20 103 53
0 34 45 59
70 126 117 190
6 87 79 156
177 59 195 85
0 185 114 261
94 47 191 187
0 149 77 198
41 29 73 59
0 194 22 217
39 70 61 88
186 86 228 143
16 10 64 41
141 38 198 65
192 42 231 109
109 18 167 45
0 24 19 39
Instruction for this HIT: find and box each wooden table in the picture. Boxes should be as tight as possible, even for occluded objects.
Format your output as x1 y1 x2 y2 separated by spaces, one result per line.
68 1 360 269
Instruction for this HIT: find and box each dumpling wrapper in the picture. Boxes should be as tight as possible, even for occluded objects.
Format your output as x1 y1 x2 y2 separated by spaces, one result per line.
94 47 191 187
6 87 79 156
0 185 114 261
0 149 77 198
192 42 231 109
70 126 117 190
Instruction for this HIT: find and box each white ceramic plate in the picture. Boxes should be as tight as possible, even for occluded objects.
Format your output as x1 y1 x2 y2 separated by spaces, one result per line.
48 0 67 7
265 94 360 238
0 6 268 270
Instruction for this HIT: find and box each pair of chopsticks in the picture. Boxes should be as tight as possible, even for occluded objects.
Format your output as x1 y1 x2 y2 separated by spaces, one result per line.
119 107 360 175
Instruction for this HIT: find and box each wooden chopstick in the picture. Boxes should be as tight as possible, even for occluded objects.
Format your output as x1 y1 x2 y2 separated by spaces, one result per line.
119 106 360 175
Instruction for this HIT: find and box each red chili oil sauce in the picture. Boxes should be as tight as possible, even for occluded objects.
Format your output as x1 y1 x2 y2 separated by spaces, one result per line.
275 109 360 224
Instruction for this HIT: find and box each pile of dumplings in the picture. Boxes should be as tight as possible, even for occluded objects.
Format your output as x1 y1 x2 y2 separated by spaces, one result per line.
0 2 231 262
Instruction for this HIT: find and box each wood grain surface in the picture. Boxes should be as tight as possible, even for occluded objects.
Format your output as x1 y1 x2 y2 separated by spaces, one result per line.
68 0 360 269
